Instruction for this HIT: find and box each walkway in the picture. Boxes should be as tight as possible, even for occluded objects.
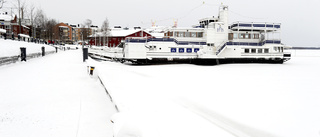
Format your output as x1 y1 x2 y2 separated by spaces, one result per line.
0 49 117 137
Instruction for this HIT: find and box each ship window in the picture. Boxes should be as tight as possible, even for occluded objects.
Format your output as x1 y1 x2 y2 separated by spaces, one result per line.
264 49 269 53
191 32 196 37
228 33 233 40
186 32 191 37
251 49 256 53
197 32 203 38
255 34 259 39
175 32 179 37
245 34 249 39
258 49 263 53
179 48 185 53
171 48 177 53
178 32 185 37
274 47 278 51
233 33 238 39
240 34 245 39
187 48 192 53
245 49 250 53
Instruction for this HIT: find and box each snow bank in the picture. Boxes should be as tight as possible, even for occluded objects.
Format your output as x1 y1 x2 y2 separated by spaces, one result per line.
96 50 320 137
0 39 55 57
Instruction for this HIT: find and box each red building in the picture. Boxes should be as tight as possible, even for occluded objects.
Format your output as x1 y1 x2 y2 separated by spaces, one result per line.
0 12 31 38
89 29 152 47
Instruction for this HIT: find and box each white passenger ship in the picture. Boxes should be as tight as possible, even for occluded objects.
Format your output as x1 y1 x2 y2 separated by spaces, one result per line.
91 5 291 64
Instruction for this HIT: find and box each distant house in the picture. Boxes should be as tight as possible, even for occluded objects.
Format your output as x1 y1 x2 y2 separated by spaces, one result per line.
89 27 152 47
0 11 31 38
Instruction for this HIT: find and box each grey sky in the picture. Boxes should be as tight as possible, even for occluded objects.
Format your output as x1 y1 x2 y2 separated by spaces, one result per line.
4 0 320 47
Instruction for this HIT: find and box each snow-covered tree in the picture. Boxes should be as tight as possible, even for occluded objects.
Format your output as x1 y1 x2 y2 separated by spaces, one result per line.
101 17 109 46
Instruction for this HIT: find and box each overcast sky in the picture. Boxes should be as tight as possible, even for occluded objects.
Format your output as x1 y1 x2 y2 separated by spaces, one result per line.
4 0 320 47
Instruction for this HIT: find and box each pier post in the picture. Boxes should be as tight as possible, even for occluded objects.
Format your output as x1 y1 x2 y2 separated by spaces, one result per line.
20 47 27 62
42 47 45 56
83 48 88 62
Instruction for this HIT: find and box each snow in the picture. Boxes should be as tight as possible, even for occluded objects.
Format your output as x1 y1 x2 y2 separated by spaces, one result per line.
0 45 117 137
91 49 320 137
59 26 69 29
90 29 148 38
0 14 12 21
1 38 320 137
18 34 30 38
0 39 56 57
0 28 6 33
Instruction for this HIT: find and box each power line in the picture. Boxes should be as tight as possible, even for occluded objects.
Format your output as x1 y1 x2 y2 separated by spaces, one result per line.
141 2 208 26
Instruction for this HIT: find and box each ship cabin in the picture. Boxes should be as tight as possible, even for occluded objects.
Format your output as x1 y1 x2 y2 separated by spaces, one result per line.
163 28 206 45
228 22 281 45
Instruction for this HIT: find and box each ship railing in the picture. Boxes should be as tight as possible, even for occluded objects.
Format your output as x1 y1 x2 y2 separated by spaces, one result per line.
216 41 228 55
226 39 282 46
125 37 206 45
230 22 281 29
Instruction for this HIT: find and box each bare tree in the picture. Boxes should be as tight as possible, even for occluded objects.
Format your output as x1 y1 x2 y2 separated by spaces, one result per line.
28 3 36 38
101 17 109 46
45 19 57 41
0 0 5 9
12 0 26 34
34 8 47 39
82 19 92 42
34 8 46 27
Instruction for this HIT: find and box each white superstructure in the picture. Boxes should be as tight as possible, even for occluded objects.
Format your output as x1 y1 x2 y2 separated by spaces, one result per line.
90 5 290 64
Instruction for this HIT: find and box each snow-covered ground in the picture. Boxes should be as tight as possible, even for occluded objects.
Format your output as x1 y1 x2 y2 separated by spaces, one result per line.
1 38 320 137
0 49 117 137
91 49 320 137
0 39 56 57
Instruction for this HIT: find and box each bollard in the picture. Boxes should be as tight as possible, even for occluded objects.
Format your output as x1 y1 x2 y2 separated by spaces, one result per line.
41 47 45 56
89 66 95 75
20 47 27 61
83 48 88 62
55 47 58 53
